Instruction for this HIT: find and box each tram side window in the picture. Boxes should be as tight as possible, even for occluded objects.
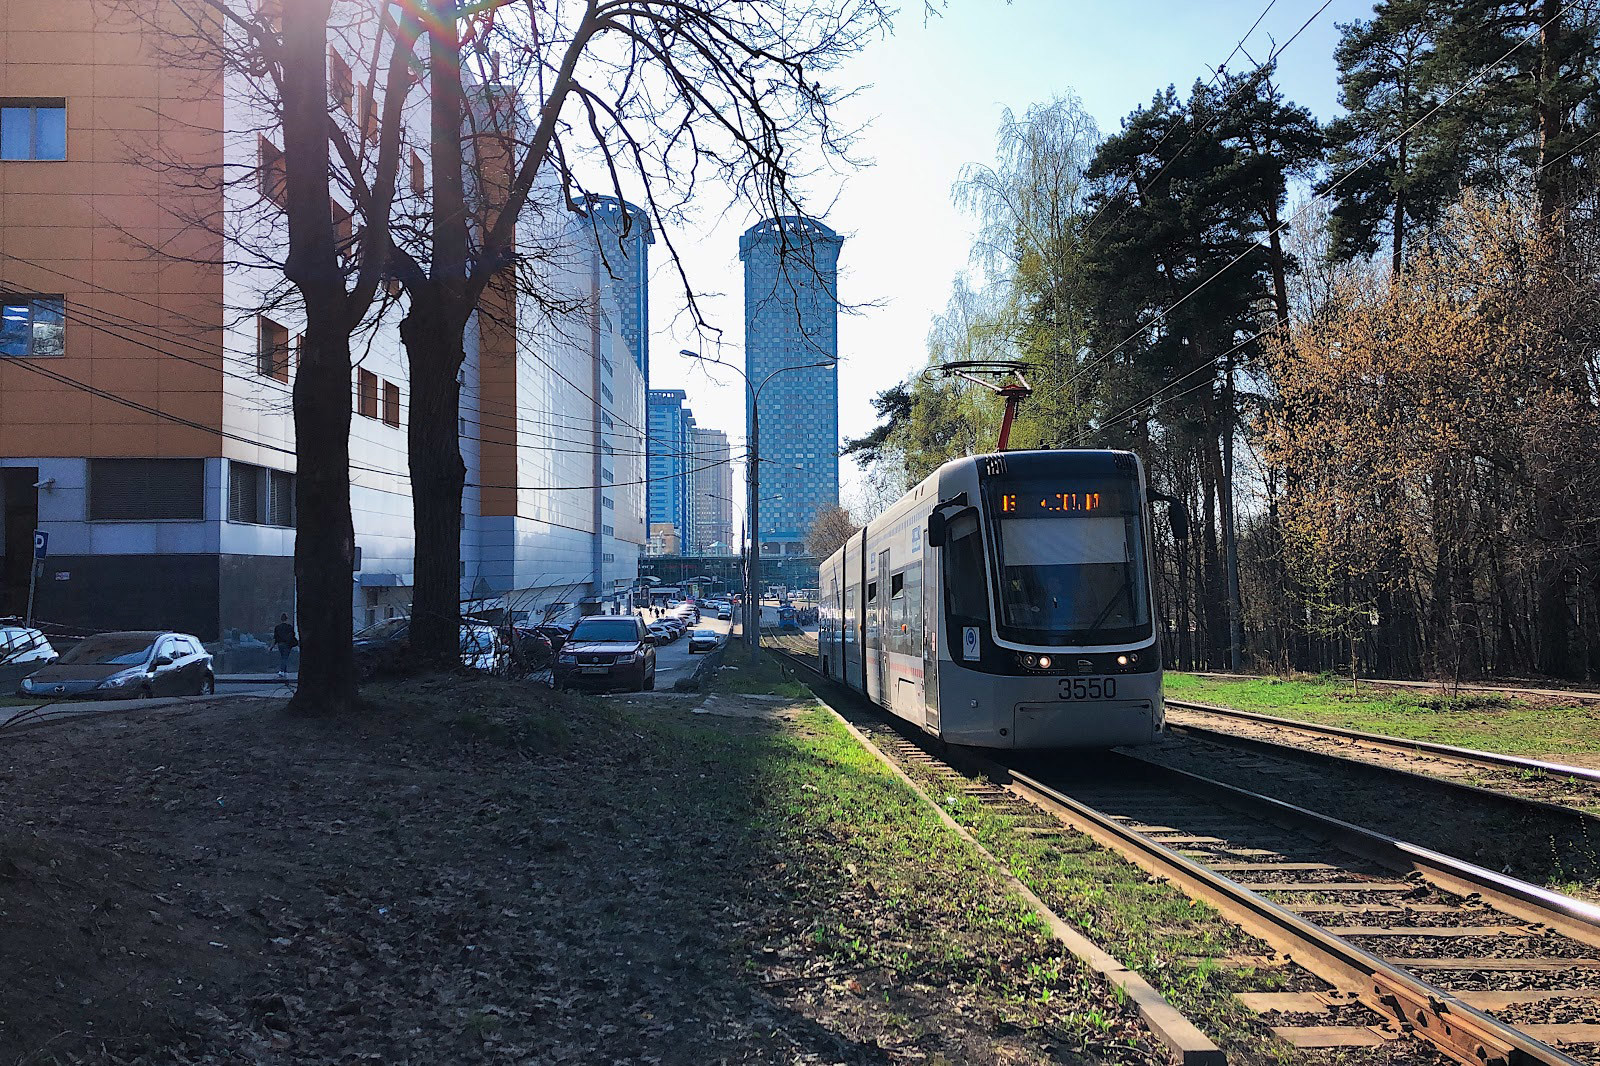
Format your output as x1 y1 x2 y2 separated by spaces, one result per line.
888 570 907 653
905 562 924 642
945 517 988 622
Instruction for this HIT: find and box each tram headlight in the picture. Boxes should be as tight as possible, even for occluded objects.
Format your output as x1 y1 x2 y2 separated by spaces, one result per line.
1037 656 1052 669
1116 654 1128 666
1020 654 1036 668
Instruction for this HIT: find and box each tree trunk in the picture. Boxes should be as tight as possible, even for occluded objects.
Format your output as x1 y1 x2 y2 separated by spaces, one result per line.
401 305 467 672
280 0 358 714
287 324 360 712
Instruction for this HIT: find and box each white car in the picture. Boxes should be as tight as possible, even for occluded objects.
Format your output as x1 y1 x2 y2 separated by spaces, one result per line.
0 625 57 689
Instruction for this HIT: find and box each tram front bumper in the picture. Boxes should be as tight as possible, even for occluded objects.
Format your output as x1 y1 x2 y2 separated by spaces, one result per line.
1012 700 1160 748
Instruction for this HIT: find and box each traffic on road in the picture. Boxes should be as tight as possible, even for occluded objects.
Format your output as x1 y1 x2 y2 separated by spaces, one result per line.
2 597 733 706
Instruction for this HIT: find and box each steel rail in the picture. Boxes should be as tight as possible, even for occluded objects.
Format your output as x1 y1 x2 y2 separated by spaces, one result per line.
1168 698 1600 786
960 752 1593 1066
1160 714 1600 836
763 643 1592 1066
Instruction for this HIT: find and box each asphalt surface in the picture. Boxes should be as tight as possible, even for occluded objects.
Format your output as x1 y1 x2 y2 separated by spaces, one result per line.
213 610 735 698
642 612 731 690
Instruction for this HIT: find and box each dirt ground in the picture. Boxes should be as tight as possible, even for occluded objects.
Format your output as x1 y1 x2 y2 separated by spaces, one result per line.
1 677 1160 1066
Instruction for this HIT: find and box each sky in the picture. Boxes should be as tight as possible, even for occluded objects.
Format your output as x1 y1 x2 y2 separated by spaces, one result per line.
641 0 1374 509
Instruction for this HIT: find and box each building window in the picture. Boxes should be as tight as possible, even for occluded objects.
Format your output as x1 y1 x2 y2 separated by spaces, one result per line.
357 368 379 418
257 315 289 380
258 137 286 208
0 100 66 160
227 461 261 524
0 296 64 357
602 524 614 537
88 459 204 521
268 469 294 526
381 379 400 427
357 85 378 141
229 461 296 526
410 150 425 196
602 497 615 509
329 49 354 117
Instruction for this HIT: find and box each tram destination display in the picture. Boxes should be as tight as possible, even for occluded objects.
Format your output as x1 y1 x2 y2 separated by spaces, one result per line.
994 479 1132 517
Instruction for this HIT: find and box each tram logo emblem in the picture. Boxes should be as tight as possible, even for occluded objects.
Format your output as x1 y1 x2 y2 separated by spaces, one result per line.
962 626 980 661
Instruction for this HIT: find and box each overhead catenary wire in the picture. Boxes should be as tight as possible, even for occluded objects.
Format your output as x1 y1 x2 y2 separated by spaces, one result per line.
1066 0 1578 447
0 265 664 449
0 272 738 467
0 248 676 448
1074 0 1325 249
0 353 741 494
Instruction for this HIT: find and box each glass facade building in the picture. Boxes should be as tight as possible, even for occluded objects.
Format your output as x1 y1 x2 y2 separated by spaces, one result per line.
646 388 695 550
577 195 653 378
739 216 842 555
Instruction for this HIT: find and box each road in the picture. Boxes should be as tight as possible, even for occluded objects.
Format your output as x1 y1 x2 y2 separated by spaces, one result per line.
214 611 734 698
646 613 730 690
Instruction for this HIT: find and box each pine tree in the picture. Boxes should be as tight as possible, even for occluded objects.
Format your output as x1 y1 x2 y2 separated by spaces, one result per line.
1319 0 1459 272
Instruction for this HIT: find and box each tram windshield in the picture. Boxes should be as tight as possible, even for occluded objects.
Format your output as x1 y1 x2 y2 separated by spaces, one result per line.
985 476 1151 644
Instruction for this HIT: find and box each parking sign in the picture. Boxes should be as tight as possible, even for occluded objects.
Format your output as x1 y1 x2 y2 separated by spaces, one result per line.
32 530 47 560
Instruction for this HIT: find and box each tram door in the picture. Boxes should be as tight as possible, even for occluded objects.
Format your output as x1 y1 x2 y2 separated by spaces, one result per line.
873 548 890 705
922 556 939 732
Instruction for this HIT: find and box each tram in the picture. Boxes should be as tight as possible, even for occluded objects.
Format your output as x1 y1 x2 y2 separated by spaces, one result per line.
818 450 1185 749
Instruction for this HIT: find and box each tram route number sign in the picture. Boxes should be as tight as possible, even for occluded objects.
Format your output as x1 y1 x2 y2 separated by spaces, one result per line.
961 626 980 661
1058 676 1117 701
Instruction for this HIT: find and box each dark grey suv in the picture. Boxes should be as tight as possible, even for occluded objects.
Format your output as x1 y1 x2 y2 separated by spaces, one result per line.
554 616 656 692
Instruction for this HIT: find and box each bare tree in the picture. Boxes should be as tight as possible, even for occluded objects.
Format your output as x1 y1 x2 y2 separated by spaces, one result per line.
368 0 893 667
805 504 859 560
113 0 426 713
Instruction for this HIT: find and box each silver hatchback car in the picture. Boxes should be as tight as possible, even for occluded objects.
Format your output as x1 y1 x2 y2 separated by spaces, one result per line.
19 631 215 700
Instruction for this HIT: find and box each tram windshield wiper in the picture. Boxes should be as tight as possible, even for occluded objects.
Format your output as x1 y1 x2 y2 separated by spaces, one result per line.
1085 578 1132 635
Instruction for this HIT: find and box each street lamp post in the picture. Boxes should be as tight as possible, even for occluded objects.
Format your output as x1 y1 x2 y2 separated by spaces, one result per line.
681 349 831 648
706 488 781 644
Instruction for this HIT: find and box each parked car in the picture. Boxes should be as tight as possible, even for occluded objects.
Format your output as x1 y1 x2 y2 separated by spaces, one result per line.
535 622 574 653
352 617 509 680
688 628 722 654
20 631 213 700
716 604 732 620
647 623 674 646
0 625 57 690
554 616 656 692
460 622 509 675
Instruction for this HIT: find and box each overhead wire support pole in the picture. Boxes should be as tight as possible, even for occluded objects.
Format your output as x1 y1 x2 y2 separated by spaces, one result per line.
679 349 833 649
924 360 1034 452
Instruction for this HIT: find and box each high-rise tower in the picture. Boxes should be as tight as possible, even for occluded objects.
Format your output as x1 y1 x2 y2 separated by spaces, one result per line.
739 216 842 556
578 195 653 379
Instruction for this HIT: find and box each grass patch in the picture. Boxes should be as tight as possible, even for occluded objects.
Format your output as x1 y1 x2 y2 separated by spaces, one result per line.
1167 672 1600 757
711 639 811 698
726 703 1159 1061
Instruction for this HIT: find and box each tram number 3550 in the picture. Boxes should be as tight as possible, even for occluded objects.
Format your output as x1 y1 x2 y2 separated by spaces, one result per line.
1058 677 1117 701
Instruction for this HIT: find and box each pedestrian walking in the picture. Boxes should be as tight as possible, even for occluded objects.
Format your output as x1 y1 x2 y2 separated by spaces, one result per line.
272 613 298 680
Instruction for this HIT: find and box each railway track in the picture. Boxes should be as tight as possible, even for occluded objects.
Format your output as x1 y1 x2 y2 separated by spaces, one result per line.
765 638 1600 1066
1164 700 1600 815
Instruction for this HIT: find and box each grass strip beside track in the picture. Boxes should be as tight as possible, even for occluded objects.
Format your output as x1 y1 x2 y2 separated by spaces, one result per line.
1167 672 1600 759
886 745 1309 1066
